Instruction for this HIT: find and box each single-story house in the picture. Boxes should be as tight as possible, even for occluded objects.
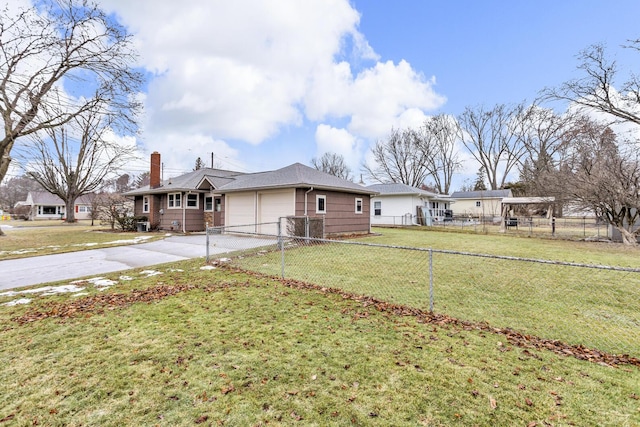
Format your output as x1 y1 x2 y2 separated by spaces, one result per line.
450 189 513 219
15 191 94 220
124 152 377 236
366 183 452 226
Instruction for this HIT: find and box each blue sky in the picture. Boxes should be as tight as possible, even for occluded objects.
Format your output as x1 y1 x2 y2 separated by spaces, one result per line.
358 1 640 117
9 0 640 191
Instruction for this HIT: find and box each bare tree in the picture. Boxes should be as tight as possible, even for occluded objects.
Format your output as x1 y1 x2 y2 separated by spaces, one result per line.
95 192 132 231
25 109 136 223
558 119 640 245
456 104 528 190
515 104 578 196
415 114 462 194
543 41 640 126
0 174 42 212
0 0 142 186
311 152 353 181
363 128 430 187
134 172 150 189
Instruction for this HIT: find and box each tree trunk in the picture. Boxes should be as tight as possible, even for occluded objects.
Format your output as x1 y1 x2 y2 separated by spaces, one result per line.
617 227 639 247
65 198 77 223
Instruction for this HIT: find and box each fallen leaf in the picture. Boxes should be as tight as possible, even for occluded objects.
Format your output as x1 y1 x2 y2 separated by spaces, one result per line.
0 414 15 423
525 398 534 406
195 415 208 424
489 396 497 410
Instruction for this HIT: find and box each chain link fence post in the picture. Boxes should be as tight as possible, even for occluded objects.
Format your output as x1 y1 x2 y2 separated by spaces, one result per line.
429 249 434 313
278 219 285 278
205 224 210 263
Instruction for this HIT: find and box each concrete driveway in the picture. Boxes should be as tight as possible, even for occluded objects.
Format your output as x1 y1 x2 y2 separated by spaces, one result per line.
0 234 235 291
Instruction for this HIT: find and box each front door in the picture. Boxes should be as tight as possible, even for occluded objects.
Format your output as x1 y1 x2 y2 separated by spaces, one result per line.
213 197 223 226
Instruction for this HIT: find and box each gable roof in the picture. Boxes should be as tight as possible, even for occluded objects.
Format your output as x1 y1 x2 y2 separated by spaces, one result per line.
125 167 242 196
125 162 377 196
24 191 95 206
450 189 512 199
220 163 376 195
367 183 439 197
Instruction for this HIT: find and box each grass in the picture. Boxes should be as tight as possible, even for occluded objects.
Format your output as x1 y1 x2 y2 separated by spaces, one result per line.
0 220 164 260
225 227 640 357
0 260 639 426
364 226 640 266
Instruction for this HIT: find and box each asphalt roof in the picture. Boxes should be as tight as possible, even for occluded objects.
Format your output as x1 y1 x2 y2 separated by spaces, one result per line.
125 163 376 196
125 167 242 196
450 189 512 199
25 191 95 206
218 163 375 194
366 183 440 197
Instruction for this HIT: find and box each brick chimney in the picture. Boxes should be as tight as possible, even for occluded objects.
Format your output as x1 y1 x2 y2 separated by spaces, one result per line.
150 151 161 188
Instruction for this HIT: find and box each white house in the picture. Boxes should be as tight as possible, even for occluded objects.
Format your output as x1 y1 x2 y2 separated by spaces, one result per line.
367 183 452 226
17 191 94 220
450 189 512 219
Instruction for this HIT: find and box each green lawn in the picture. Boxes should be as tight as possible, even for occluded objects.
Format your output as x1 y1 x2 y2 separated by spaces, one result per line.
1 261 638 426
0 220 164 260
225 227 640 357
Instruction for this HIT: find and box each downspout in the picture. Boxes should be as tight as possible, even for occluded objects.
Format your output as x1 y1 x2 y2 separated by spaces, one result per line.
304 187 314 216
182 191 187 233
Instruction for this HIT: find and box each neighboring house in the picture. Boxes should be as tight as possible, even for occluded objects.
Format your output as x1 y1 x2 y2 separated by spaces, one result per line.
124 152 377 236
16 191 94 220
450 189 513 219
366 183 452 226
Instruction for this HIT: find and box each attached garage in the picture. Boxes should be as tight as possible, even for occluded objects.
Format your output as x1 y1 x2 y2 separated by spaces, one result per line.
225 192 256 232
225 189 295 235
257 189 296 235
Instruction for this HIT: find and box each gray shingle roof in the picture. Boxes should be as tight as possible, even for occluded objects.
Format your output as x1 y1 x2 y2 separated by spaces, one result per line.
366 183 439 197
125 163 376 196
26 191 95 205
125 167 242 196
219 163 375 194
450 189 512 199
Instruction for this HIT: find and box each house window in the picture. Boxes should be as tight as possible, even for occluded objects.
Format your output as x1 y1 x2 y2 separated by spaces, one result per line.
41 205 57 215
186 193 198 209
316 195 326 214
355 198 363 214
374 201 382 216
168 193 182 209
78 206 90 213
204 196 213 211
142 196 150 213
475 201 481 207
215 198 222 212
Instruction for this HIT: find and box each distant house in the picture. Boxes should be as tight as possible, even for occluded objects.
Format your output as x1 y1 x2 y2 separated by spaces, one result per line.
124 152 377 236
450 189 513 219
366 183 452 226
16 191 94 220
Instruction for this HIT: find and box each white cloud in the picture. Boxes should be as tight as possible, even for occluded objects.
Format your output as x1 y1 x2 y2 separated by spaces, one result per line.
314 125 362 171
93 0 446 175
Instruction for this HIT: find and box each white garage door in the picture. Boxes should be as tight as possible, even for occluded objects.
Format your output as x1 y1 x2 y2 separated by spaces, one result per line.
225 192 256 232
257 189 295 235
225 190 295 235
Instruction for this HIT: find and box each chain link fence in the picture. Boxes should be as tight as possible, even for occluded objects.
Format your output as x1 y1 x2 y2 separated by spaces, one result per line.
376 215 608 241
206 220 640 358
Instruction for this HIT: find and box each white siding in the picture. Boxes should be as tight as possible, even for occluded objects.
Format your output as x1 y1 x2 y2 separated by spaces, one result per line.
451 198 503 217
370 195 423 226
